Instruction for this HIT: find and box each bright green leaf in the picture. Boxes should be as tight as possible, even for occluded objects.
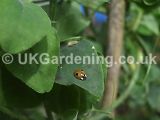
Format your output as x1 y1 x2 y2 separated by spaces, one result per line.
0 0 51 53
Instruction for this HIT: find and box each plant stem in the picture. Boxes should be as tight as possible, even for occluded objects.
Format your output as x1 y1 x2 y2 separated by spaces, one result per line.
49 0 56 26
110 66 140 109
44 103 54 120
101 0 125 115
87 66 140 120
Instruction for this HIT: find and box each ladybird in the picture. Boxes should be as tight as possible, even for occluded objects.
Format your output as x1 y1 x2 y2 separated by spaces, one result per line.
73 69 87 80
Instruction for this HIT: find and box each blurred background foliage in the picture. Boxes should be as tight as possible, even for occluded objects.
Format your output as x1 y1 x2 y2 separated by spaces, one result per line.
0 0 159 120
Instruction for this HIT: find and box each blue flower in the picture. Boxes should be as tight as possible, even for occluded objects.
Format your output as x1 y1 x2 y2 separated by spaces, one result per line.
80 5 108 23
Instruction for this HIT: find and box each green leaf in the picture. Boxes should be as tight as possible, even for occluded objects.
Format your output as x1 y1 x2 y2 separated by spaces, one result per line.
143 0 160 6
56 40 104 98
55 2 90 41
0 66 42 108
45 84 80 114
92 41 103 54
147 84 160 111
45 84 96 116
146 65 160 84
0 0 51 53
6 28 59 93
0 48 3 57
138 15 159 36
130 84 146 106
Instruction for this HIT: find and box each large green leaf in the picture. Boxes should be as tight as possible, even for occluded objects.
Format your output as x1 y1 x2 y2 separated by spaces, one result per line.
0 0 51 53
56 40 104 98
55 2 89 41
0 66 42 108
6 28 59 93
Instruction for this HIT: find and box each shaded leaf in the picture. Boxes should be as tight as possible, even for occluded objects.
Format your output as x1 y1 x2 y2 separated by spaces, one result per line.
62 110 78 120
56 40 104 98
55 2 89 41
147 84 160 111
138 15 159 36
0 66 42 108
45 84 96 117
6 28 59 93
45 84 80 114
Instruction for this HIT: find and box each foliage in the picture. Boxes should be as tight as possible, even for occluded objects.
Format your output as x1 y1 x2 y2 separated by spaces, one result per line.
0 0 159 120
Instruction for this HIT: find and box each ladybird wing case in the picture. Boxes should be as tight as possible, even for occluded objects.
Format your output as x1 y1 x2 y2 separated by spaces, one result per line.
73 69 87 80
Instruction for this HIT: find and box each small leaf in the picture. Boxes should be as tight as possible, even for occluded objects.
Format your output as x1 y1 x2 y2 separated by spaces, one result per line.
138 15 159 36
55 2 90 41
56 40 104 98
0 0 51 53
6 28 59 93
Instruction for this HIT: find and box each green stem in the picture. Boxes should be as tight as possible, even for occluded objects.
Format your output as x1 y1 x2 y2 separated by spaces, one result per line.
110 66 140 110
89 66 140 119
103 67 140 113
44 103 54 120
49 0 56 26
132 10 143 31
